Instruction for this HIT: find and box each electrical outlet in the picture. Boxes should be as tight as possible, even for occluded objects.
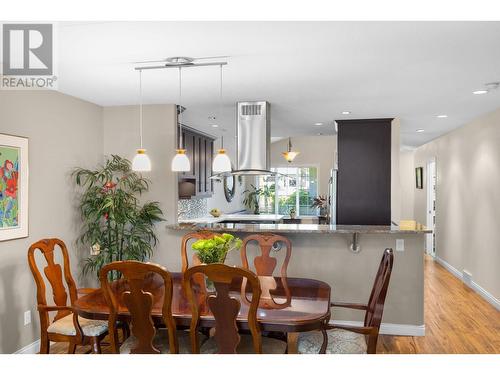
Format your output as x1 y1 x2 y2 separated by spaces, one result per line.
396 239 405 252
24 310 31 326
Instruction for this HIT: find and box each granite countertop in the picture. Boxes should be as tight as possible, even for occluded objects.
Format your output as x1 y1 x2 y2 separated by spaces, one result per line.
178 213 285 224
167 220 431 234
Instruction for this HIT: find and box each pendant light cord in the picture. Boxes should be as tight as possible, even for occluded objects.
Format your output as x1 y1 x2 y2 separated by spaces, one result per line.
178 67 183 149
219 64 224 149
139 70 143 149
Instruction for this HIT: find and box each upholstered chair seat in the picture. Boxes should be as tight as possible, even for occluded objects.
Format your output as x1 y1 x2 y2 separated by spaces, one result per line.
200 334 287 354
298 329 367 354
120 329 204 354
47 314 108 337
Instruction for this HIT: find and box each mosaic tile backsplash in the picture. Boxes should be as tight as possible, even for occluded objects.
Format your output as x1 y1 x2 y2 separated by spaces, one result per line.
178 198 208 220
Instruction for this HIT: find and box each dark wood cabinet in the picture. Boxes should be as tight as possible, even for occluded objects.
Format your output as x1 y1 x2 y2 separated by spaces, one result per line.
178 126 215 199
336 118 393 225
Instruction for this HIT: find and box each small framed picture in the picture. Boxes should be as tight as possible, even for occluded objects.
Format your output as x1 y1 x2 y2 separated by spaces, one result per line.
0 133 29 241
415 167 423 189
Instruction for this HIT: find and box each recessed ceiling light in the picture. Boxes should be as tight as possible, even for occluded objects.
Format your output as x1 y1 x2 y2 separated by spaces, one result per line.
416 129 425 133
211 124 219 128
314 122 323 126
473 90 488 95
341 111 351 115
437 115 448 118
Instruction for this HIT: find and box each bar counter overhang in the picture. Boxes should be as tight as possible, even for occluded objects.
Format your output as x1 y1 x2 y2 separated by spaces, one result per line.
167 221 431 235
166 220 430 337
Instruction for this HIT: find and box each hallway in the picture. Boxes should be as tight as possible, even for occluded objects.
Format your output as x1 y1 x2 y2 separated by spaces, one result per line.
379 256 500 353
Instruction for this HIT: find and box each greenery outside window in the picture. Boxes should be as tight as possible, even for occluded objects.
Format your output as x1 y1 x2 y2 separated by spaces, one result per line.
257 166 318 216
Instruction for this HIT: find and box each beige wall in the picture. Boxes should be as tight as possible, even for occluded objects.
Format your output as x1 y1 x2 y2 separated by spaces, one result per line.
414 107 500 302
400 150 415 220
270 136 336 197
0 91 103 353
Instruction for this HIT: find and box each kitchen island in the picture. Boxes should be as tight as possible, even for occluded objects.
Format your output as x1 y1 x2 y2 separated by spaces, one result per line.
166 220 430 336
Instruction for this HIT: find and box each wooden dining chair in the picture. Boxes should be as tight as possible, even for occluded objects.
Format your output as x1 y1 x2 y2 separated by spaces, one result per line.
28 238 109 354
100 260 197 354
240 234 292 309
181 231 217 272
183 263 287 354
297 248 394 354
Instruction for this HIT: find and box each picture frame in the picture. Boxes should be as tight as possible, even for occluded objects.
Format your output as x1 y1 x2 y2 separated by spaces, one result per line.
415 167 423 189
0 133 29 241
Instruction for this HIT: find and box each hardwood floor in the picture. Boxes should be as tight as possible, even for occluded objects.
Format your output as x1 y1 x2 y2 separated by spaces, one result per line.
378 255 500 354
50 255 500 354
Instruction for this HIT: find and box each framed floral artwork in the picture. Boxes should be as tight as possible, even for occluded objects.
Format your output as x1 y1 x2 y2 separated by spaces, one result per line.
0 133 29 241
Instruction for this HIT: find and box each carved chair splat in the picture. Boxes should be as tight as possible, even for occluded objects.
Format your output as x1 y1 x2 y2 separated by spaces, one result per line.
183 264 263 354
100 261 179 354
240 234 292 309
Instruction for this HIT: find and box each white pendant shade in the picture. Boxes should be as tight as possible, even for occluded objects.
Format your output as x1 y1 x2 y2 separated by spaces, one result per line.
213 149 232 173
282 137 300 163
132 149 151 172
171 149 191 172
282 151 300 163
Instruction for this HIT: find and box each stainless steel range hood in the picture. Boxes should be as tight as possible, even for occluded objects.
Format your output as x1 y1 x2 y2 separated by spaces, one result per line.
212 101 276 178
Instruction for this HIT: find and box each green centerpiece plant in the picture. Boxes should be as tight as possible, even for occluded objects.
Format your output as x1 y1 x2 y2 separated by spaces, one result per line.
191 233 242 264
73 155 164 279
191 233 242 292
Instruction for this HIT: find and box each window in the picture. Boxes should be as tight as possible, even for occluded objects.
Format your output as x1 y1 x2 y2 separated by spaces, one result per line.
257 166 319 216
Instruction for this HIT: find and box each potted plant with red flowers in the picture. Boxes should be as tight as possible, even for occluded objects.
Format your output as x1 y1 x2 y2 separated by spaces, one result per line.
73 155 164 279
311 195 328 221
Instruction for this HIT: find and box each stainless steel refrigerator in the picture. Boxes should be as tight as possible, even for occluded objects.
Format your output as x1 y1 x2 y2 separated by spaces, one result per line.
328 168 337 225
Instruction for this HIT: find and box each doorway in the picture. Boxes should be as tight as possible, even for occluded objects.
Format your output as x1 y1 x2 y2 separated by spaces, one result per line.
426 158 436 257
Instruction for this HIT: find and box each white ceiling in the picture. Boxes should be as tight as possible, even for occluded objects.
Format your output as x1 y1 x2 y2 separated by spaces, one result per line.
57 21 500 147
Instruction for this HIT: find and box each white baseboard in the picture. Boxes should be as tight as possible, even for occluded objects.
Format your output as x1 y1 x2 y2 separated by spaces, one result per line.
14 339 40 354
435 256 500 311
331 320 425 336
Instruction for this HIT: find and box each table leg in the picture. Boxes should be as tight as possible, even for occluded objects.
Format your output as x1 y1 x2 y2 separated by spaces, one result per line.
287 332 299 354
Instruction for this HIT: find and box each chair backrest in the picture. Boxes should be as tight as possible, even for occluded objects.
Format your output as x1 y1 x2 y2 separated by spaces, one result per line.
183 263 262 354
28 238 78 323
240 234 292 309
364 248 394 330
181 231 217 272
99 260 178 354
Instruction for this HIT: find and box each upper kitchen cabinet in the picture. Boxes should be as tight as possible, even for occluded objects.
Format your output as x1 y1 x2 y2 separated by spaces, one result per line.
178 125 215 199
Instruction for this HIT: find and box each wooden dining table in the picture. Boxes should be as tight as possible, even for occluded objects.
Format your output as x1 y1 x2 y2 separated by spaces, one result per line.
74 272 331 354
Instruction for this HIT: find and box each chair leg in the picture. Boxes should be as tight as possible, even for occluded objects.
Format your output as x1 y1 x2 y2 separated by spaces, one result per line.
319 329 328 354
286 332 299 354
90 336 102 354
367 334 378 354
39 334 50 354
121 322 130 341
67 342 77 354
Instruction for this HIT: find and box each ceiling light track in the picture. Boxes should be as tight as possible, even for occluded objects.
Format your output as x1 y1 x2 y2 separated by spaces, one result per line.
135 62 228 71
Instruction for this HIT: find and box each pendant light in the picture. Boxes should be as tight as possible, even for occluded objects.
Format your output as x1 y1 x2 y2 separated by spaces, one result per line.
171 67 191 172
212 64 232 173
282 137 300 163
132 70 152 172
